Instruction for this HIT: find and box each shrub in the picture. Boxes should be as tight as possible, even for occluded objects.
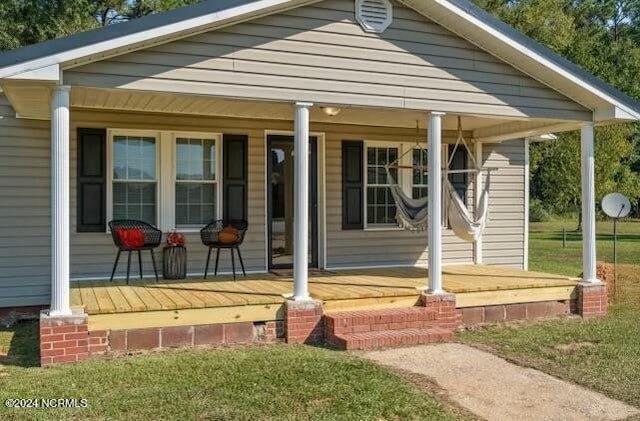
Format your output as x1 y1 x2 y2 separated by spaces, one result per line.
530 198 551 222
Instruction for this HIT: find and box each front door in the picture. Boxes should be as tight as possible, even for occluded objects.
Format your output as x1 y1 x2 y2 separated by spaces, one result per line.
267 135 318 269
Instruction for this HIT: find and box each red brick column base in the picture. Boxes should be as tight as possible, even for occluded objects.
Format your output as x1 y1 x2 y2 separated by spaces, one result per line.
284 299 323 344
39 308 91 366
576 282 608 319
419 292 459 330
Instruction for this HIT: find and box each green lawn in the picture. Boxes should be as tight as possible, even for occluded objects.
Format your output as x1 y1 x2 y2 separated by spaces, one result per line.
529 218 640 276
460 218 640 408
2 218 639 420
0 326 463 421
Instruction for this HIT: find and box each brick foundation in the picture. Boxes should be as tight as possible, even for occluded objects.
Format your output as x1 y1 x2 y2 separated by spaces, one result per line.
457 300 571 326
104 321 284 354
39 308 91 366
576 282 608 319
40 314 285 365
284 299 324 344
419 292 459 330
263 320 285 341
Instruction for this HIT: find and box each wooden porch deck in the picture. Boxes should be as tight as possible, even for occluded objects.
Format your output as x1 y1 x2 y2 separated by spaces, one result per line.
71 265 578 330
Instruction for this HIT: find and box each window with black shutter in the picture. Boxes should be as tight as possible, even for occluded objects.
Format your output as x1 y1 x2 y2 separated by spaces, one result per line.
77 128 107 232
223 134 248 221
342 140 364 229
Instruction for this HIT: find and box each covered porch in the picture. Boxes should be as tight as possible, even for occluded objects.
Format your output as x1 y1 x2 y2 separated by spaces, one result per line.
71 265 579 331
0 0 627 362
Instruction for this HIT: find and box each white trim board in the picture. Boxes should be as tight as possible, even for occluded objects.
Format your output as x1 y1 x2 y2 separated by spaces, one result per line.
263 129 327 270
106 128 223 232
0 0 321 79
0 0 637 121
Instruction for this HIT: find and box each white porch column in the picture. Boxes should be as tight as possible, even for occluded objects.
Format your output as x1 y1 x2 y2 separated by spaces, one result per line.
581 122 599 283
293 102 313 300
473 141 483 264
427 112 445 293
50 86 72 316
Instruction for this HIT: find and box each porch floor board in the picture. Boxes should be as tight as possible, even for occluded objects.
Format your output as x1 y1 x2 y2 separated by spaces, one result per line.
71 265 578 316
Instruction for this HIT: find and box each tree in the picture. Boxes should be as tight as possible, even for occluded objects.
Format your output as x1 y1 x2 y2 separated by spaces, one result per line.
0 1 98 51
0 0 202 51
475 0 640 221
531 125 640 227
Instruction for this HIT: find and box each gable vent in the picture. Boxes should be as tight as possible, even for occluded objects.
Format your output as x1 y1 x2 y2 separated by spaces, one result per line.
356 0 392 33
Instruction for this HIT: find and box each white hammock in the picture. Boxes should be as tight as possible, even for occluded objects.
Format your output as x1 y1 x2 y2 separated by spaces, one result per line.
384 117 492 241
444 174 490 242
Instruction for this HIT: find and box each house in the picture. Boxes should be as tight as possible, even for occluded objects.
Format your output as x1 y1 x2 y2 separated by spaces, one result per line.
0 0 629 365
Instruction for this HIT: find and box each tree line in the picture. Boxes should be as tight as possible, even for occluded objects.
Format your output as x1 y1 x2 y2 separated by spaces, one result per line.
1 0 639 223
0 1 199 51
474 0 640 223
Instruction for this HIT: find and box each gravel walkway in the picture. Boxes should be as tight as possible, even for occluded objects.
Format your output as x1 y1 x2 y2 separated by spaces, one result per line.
365 343 639 421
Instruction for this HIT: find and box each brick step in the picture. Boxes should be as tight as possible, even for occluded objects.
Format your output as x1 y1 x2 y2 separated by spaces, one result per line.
325 307 437 335
328 327 453 350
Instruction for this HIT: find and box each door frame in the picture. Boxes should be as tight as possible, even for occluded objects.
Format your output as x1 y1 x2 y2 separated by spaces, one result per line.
264 130 325 271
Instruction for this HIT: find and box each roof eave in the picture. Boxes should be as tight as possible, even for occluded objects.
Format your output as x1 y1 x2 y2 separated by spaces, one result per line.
402 0 640 122
0 0 314 80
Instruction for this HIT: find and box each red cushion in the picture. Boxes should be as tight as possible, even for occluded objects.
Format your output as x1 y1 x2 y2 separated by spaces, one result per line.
115 228 145 248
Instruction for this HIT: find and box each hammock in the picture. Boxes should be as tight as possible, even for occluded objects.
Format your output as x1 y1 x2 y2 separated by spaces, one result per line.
385 168 491 237
386 169 428 230
445 173 490 242
384 117 492 240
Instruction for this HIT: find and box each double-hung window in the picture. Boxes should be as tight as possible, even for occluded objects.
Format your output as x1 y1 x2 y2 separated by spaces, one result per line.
175 137 218 227
412 148 428 199
111 135 157 225
365 145 398 228
108 130 221 231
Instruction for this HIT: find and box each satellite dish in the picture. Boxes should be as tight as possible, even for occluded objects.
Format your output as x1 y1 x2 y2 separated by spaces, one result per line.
602 193 631 218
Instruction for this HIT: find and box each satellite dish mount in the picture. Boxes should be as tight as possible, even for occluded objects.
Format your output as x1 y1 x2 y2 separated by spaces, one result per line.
601 193 631 293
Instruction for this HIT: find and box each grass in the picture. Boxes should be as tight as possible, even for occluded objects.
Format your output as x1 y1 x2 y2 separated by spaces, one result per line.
460 218 640 408
460 306 640 407
0 334 462 421
529 218 640 276
1 217 638 419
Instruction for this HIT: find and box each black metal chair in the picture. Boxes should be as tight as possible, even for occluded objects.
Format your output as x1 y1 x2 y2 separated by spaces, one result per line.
200 219 248 280
109 220 162 284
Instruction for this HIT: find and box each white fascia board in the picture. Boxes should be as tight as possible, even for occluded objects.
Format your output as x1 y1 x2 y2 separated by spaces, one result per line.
405 0 640 121
473 122 579 143
594 105 638 122
0 0 310 79
5 64 60 82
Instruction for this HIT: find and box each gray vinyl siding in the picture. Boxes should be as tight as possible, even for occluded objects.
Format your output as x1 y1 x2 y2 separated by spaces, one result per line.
63 0 590 121
67 111 474 278
0 100 526 307
324 129 473 268
69 110 268 279
481 139 526 268
0 95 51 307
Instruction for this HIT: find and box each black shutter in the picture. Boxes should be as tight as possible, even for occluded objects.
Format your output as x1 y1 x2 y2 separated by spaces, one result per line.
223 134 248 221
77 128 107 232
342 140 364 230
448 145 468 204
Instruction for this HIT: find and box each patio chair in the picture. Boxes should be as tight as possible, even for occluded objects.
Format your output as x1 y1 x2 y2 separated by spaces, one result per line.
200 219 248 280
108 220 162 284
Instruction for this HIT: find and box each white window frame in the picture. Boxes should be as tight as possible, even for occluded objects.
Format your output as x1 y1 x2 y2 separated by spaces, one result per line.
363 141 452 231
107 129 161 230
171 132 223 231
106 129 222 233
363 141 411 231
412 146 429 200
